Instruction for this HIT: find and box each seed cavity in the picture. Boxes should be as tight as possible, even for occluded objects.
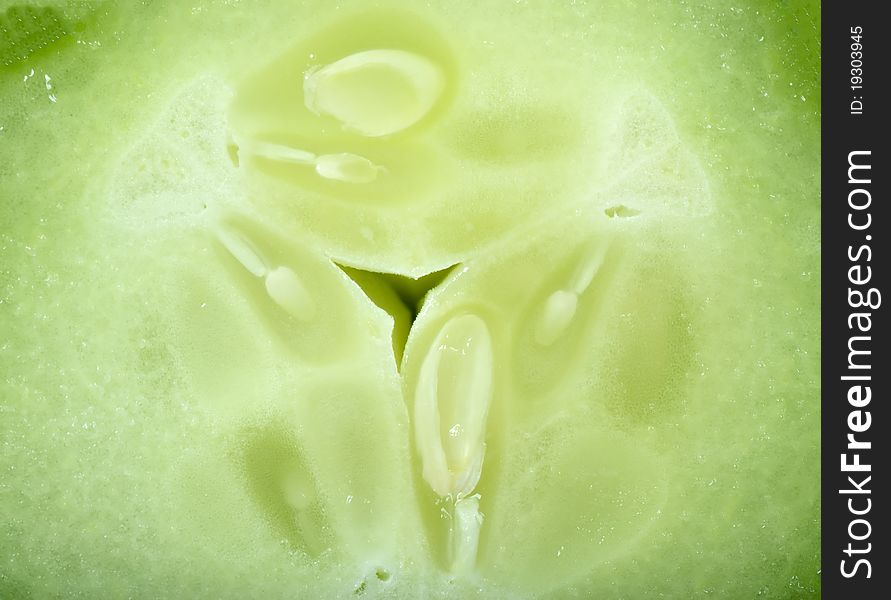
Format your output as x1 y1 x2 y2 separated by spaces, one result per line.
264 266 316 321
534 239 610 346
237 138 383 183
414 314 492 573
567 238 609 295
414 314 493 499
304 49 445 137
238 424 329 557
314 153 383 183
240 138 317 165
534 290 578 347
216 226 316 322
216 226 268 277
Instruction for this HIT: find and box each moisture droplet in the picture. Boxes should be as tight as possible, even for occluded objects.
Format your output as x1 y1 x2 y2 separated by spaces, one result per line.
304 49 445 137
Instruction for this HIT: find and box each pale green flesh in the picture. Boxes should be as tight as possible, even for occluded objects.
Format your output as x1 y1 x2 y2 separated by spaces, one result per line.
1 1 819 598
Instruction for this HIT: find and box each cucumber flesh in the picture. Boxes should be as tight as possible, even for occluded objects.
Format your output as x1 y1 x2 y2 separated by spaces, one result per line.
0 1 820 598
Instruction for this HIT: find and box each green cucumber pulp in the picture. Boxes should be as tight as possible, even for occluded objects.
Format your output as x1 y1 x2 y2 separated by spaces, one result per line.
0 1 820 598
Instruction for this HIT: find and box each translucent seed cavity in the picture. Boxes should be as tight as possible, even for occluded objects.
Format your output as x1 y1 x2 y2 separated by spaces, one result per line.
235 138 382 183
239 138 317 165
264 266 316 321
414 314 493 498
532 240 610 346
534 290 578 347
568 239 609 295
216 227 268 277
314 153 382 183
304 49 445 137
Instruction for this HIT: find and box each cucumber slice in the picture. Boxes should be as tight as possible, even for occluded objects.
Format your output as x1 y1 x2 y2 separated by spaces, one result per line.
0 1 820 598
